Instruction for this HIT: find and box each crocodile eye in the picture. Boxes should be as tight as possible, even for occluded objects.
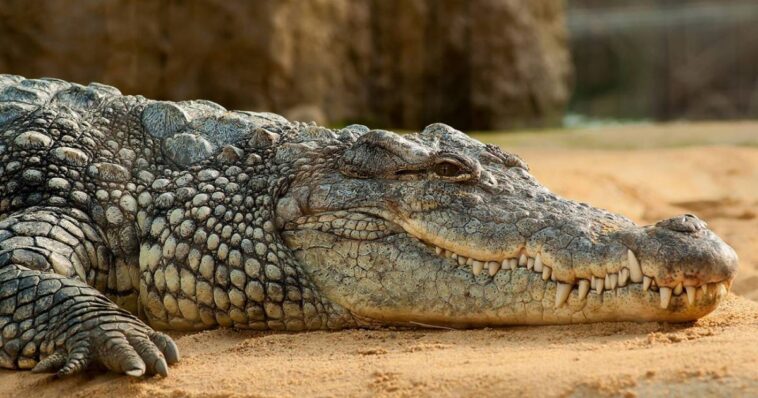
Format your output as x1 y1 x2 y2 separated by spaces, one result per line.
433 161 464 178
390 157 474 181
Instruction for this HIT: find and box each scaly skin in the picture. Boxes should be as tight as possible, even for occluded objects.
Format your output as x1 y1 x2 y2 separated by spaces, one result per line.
0 75 738 377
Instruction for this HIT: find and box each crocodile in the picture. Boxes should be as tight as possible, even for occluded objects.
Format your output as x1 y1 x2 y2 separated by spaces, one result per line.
0 75 738 378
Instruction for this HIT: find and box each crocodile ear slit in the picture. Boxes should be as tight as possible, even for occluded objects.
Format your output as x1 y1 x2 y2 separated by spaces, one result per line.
340 129 433 178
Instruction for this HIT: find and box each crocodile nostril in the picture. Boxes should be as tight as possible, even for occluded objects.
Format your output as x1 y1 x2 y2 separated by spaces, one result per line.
655 214 708 233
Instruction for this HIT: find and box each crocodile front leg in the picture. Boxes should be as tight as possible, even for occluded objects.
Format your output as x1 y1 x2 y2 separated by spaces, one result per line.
0 208 178 377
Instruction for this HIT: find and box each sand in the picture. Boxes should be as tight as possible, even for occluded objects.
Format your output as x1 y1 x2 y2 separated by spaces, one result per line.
1 123 757 397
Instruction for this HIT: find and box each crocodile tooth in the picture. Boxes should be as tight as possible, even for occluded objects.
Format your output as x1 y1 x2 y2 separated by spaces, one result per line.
604 274 612 290
452 253 458 260
718 282 727 296
609 273 618 290
509 258 518 270
555 282 572 307
435 247 442 255
527 257 535 270
466 257 474 266
488 261 501 276
542 266 552 281
660 287 672 309
619 268 629 286
534 255 543 272
685 286 696 305
578 279 590 299
472 260 484 276
457 256 466 266
594 276 604 295
519 254 527 266
627 250 643 283
643 276 652 291
673 282 683 296
701 284 708 294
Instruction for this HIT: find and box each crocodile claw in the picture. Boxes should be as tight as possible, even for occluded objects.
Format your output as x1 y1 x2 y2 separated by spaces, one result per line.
31 318 179 378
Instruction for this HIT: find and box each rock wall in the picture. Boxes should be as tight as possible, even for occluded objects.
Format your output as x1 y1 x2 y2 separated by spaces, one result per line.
0 0 571 130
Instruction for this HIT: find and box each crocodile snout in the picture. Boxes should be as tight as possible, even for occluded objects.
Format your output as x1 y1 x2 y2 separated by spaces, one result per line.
635 213 739 291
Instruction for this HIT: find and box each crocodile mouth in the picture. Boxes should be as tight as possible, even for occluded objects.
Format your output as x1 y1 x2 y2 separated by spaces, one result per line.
287 209 732 312
414 240 731 310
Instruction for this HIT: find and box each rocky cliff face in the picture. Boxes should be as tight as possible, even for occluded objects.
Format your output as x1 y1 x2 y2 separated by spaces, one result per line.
0 0 570 130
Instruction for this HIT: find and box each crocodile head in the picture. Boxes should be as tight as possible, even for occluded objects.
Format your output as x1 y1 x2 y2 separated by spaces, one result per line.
279 123 738 327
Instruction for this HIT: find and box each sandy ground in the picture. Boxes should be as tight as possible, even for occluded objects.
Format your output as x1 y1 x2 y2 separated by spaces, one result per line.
1 122 757 397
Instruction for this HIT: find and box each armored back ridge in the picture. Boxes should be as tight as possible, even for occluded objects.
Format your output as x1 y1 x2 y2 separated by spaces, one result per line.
0 75 738 377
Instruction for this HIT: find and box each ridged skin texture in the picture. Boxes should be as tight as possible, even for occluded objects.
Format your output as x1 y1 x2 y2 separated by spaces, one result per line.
0 75 738 377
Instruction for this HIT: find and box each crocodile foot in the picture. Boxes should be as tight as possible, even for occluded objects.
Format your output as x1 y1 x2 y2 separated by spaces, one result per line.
31 311 179 378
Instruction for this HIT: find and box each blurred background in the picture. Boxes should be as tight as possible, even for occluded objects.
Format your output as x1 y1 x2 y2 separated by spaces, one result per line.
1 0 757 298
568 0 758 127
1 0 757 130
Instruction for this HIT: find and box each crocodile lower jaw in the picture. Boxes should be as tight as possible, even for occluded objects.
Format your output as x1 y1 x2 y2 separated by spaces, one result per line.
288 209 731 312
421 239 730 310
